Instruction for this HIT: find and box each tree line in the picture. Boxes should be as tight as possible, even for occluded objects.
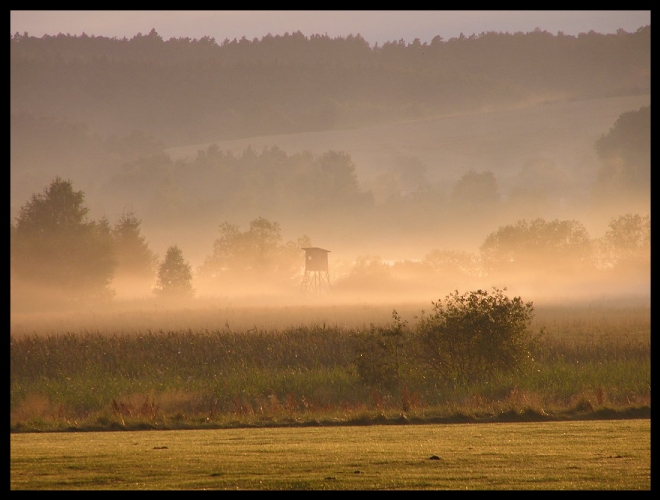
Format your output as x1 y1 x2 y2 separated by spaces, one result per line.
10 175 649 308
10 103 650 306
10 104 651 254
10 28 650 257
10 27 650 145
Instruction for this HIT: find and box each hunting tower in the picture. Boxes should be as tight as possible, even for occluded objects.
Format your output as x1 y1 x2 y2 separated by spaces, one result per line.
301 247 330 294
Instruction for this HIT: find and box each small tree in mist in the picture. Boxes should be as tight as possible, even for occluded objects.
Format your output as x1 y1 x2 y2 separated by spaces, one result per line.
450 169 500 211
595 213 650 273
111 210 158 291
197 216 311 290
332 255 395 293
480 218 592 278
594 106 650 197
10 177 117 303
422 249 483 283
414 288 537 387
154 245 194 298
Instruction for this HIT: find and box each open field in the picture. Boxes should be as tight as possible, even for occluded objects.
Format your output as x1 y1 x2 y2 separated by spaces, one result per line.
10 298 650 436
10 419 650 490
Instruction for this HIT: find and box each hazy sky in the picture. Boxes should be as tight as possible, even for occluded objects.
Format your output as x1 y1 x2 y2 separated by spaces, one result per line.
10 10 650 46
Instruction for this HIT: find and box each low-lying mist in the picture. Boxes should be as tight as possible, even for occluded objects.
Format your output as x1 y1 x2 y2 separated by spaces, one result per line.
10 31 650 340
11 247 649 338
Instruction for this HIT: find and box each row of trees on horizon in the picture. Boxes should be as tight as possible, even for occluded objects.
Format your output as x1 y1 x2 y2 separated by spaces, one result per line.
11 27 650 145
10 28 650 249
10 105 651 256
10 176 650 309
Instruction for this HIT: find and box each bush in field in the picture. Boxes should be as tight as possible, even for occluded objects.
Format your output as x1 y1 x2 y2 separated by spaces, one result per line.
354 310 408 392
414 288 536 387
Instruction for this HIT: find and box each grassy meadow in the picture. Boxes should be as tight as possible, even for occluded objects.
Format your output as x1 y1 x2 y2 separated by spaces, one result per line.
10 419 651 490
10 297 650 433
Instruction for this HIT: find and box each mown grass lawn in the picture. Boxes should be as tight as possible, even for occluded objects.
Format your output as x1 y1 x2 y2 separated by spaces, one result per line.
10 419 650 490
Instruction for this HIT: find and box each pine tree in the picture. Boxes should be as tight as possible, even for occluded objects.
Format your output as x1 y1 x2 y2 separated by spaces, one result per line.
111 210 157 293
154 245 194 298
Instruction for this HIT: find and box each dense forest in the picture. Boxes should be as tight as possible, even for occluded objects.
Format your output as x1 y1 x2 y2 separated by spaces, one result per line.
10 27 650 307
10 27 650 143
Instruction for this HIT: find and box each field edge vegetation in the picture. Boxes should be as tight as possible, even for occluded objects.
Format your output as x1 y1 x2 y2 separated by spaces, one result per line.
10 404 651 434
11 293 650 434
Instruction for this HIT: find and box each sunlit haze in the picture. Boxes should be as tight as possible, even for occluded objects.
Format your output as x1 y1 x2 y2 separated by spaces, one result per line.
10 11 650 333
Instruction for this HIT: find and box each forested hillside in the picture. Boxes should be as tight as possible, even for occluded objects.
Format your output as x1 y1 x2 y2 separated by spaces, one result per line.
10 27 650 145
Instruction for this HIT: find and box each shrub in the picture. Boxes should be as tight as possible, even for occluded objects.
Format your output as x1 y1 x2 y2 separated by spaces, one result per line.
354 310 408 392
414 288 536 387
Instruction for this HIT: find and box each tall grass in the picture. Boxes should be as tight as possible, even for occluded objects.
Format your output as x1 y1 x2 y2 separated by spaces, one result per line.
10 302 650 432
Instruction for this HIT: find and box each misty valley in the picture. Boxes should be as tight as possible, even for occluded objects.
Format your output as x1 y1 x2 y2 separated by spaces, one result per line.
10 27 649 435
10 28 649 310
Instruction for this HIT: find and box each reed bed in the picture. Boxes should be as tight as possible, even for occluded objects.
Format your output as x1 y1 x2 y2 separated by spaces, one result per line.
10 300 650 432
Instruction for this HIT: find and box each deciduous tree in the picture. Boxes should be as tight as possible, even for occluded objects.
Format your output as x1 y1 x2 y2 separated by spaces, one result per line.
480 218 592 277
198 217 310 290
596 213 650 273
11 177 116 303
